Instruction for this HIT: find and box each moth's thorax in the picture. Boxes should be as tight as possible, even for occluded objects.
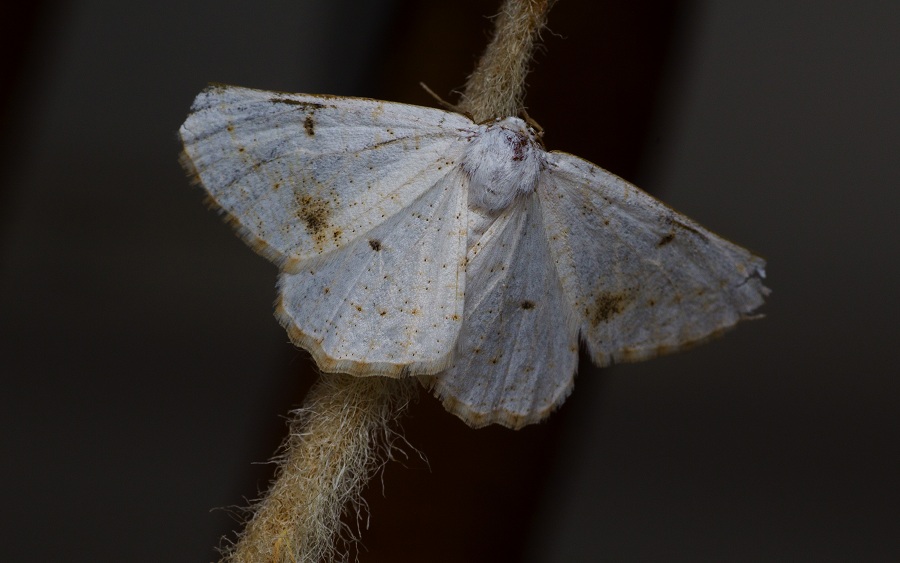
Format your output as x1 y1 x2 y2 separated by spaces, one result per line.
462 117 543 213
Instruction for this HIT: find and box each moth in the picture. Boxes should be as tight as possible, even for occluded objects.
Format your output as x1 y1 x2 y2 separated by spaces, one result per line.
180 85 768 429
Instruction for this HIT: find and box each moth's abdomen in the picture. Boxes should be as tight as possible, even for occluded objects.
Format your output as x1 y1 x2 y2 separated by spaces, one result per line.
462 117 543 213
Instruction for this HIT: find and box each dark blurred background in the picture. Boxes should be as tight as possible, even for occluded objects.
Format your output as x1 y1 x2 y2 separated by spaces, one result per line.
1 1 898 561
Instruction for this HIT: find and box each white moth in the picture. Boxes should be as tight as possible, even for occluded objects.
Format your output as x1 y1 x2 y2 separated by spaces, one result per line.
180 85 768 429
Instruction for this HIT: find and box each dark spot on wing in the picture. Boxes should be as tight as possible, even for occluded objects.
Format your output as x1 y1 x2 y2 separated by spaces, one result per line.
294 193 331 240
369 239 382 251
666 216 710 244
588 291 631 326
369 137 412 150
520 300 535 310
269 97 326 110
304 115 315 136
657 232 675 247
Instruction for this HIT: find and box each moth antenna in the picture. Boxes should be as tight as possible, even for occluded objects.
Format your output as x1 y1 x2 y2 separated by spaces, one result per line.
521 108 544 138
419 82 462 113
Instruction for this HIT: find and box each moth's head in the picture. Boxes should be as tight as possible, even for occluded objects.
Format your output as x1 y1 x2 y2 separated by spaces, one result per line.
463 117 544 214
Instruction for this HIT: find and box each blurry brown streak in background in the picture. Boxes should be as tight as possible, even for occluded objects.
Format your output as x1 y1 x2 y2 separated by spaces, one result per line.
0 1 61 217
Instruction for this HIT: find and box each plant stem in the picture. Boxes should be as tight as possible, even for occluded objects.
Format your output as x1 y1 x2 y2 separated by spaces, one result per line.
224 375 416 563
459 0 556 121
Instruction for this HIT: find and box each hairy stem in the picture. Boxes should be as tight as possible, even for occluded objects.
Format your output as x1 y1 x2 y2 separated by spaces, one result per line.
223 376 416 563
459 0 556 121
